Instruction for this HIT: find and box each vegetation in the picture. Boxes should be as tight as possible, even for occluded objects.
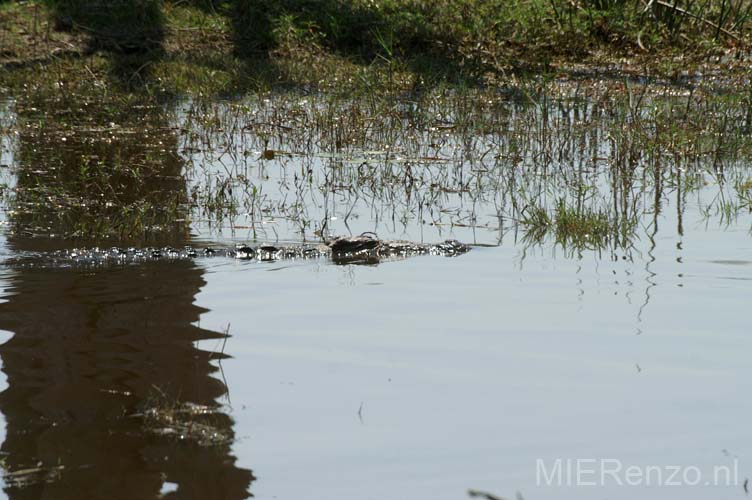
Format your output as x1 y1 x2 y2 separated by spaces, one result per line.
2 0 752 96
1 0 751 253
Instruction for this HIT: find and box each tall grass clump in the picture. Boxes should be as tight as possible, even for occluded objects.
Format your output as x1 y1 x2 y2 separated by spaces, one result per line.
522 199 624 250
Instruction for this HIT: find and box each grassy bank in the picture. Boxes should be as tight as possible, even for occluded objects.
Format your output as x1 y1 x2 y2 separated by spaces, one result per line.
2 0 752 96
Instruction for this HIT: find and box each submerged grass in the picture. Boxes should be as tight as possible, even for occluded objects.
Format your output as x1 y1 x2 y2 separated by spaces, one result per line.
175 79 752 251
2 1 752 254
522 200 628 251
4 68 752 252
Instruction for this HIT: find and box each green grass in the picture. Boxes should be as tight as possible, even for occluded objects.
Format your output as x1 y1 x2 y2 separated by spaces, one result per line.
522 199 627 251
4 0 752 97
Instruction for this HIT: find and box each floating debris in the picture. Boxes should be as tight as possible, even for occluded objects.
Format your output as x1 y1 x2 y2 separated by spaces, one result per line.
138 402 232 447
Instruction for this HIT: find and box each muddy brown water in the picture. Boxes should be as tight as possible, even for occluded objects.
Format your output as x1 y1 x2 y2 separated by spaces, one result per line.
0 89 750 499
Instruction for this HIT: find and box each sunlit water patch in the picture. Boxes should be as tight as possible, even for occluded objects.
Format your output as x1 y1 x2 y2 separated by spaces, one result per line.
0 99 16 231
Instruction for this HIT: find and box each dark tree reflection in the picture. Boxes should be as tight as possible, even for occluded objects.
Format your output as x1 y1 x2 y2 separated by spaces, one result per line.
10 91 188 243
0 259 254 499
0 78 253 498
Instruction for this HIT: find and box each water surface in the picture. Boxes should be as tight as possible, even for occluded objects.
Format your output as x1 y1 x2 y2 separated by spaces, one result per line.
0 86 750 499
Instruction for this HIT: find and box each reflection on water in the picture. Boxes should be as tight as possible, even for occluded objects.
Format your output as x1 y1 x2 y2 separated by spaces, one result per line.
9 92 188 242
0 250 253 498
0 87 253 497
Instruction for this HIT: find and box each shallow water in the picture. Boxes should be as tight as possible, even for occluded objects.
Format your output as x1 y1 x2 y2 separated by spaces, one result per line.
0 87 750 499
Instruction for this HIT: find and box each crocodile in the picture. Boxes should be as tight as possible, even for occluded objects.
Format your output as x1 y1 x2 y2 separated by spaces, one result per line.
3 234 471 267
